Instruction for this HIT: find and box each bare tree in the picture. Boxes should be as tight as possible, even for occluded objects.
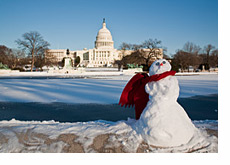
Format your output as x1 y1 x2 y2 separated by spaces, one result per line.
118 39 164 71
173 46 202 72
209 48 218 68
119 42 131 50
173 50 190 72
0 45 27 70
183 42 201 55
141 38 163 66
204 44 215 70
10 49 26 69
119 42 132 58
131 44 143 51
0 45 11 66
15 31 50 71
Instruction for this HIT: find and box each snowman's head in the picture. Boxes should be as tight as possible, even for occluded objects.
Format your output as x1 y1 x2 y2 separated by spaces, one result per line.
149 59 171 76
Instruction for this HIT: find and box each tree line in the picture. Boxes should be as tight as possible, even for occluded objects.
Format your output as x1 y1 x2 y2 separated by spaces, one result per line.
172 42 218 72
0 31 55 71
0 45 27 70
0 31 218 72
117 39 218 72
0 31 82 71
116 39 166 70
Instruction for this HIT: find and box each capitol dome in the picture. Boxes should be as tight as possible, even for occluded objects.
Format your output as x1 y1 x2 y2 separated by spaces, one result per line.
95 19 114 49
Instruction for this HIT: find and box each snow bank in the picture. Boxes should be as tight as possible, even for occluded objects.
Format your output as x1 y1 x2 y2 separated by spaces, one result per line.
0 119 141 153
0 119 217 153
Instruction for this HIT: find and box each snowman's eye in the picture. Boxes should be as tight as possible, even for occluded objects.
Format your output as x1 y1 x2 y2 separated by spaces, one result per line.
162 61 166 64
156 62 160 66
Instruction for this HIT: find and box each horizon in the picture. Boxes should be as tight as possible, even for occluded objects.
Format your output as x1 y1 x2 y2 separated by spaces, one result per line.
0 0 218 56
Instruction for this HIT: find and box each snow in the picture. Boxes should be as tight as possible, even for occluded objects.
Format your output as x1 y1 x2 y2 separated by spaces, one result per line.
0 118 217 153
0 118 140 153
177 74 218 97
0 73 217 103
0 70 218 152
133 60 211 147
193 120 218 130
135 76 198 147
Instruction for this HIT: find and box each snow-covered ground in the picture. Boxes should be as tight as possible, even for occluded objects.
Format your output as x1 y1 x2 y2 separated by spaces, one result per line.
0 73 218 103
0 73 218 153
0 119 217 153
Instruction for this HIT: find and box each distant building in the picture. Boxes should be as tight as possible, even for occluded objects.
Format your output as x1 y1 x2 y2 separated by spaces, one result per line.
45 19 163 67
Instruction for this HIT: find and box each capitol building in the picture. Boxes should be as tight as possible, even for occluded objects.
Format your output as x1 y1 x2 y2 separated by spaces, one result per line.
46 19 163 67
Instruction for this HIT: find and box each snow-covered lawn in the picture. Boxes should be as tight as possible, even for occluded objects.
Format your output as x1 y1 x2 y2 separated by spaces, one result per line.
0 74 218 103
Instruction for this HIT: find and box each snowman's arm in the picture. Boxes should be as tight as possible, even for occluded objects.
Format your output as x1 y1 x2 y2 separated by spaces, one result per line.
145 82 155 96
145 76 179 97
145 70 177 95
169 76 180 98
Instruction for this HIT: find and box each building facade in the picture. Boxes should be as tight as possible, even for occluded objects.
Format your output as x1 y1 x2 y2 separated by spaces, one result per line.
46 19 163 67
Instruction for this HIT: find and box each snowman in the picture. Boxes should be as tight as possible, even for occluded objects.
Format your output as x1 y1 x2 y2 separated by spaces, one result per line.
119 59 200 147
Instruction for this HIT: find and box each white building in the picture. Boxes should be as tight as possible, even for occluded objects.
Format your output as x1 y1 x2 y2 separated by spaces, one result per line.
46 19 163 67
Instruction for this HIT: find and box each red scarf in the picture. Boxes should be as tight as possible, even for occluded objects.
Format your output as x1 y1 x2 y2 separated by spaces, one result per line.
119 70 176 119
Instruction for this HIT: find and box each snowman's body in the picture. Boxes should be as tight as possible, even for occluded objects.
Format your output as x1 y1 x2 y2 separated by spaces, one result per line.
134 60 199 147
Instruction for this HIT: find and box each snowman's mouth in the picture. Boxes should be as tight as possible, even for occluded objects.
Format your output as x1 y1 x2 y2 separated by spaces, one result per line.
156 68 163 74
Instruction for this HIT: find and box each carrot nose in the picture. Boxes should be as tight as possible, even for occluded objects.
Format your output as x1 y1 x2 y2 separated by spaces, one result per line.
160 63 163 66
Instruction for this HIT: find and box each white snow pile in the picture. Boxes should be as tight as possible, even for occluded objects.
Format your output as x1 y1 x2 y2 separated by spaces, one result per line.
0 119 217 153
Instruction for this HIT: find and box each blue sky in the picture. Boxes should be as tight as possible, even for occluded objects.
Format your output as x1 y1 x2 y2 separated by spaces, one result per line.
0 0 218 56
